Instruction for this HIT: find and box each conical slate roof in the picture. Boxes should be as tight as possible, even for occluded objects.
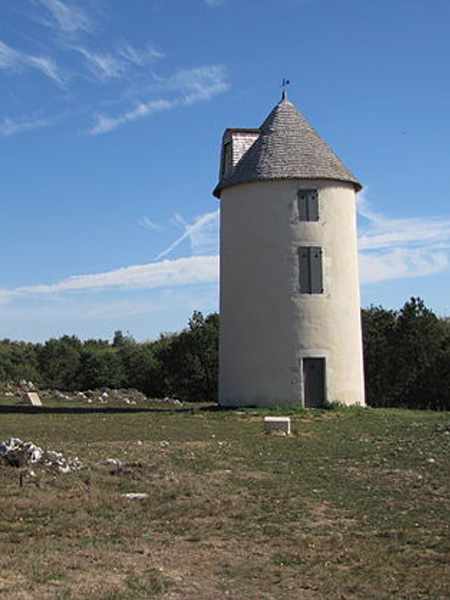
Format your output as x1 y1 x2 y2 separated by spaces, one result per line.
213 97 361 198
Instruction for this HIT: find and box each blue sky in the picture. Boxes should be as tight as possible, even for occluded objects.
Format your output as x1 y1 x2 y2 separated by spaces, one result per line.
1 0 450 342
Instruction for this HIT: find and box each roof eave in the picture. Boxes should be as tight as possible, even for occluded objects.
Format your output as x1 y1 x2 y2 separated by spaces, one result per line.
213 176 362 199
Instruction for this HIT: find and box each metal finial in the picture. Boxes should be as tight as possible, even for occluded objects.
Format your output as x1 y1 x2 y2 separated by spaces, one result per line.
281 78 290 100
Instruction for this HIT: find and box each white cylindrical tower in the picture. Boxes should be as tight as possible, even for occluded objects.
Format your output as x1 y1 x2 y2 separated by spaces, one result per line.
214 97 365 408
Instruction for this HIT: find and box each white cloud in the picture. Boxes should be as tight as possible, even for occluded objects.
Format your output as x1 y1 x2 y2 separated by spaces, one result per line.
358 193 450 251
89 99 175 135
159 210 219 259
0 290 11 305
74 46 124 80
118 43 164 67
26 55 64 84
204 0 225 6
358 191 450 284
0 41 21 69
161 65 230 104
0 39 64 85
35 0 92 33
72 41 164 82
360 248 448 284
88 65 230 135
0 116 51 136
138 217 163 232
0 256 219 302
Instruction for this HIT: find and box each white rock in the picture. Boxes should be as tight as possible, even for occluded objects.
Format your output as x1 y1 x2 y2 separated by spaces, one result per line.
122 493 148 500
264 416 291 435
98 458 122 467
27 392 42 407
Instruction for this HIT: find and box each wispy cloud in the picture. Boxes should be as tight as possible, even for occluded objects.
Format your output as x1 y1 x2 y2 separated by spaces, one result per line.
358 191 450 283
73 46 124 80
89 99 174 135
34 0 92 34
156 211 219 260
0 256 219 303
204 0 225 6
360 248 448 284
88 65 230 135
0 39 64 85
72 41 164 82
0 41 20 70
118 43 164 67
0 115 51 136
160 65 230 104
26 55 63 84
358 194 450 251
138 217 163 232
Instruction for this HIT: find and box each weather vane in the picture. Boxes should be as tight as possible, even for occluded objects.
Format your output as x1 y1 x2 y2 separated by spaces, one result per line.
281 78 290 100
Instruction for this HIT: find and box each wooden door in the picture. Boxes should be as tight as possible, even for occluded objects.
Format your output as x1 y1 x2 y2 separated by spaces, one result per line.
303 358 326 408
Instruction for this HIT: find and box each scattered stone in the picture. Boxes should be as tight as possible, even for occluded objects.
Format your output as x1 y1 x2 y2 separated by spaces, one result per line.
435 423 450 434
0 438 82 473
1 382 187 407
97 458 123 468
264 416 291 435
0 438 43 466
161 397 183 406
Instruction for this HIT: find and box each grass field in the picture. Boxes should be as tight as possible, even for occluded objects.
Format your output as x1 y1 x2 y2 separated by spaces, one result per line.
0 399 449 599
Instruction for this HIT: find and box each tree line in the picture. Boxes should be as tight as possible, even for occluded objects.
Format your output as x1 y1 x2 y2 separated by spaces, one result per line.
0 312 218 403
0 298 449 409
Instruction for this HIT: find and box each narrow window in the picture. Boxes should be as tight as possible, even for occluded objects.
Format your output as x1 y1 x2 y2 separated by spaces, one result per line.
297 190 319 222
298 247 323 294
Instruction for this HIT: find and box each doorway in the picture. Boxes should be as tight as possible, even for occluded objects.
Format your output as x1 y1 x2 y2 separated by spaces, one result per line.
303 358 326 408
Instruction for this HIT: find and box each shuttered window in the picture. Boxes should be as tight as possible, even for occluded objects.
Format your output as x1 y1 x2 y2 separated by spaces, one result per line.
297 190 319 222
298 247 323 294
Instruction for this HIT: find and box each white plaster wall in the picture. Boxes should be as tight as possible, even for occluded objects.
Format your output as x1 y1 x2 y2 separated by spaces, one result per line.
219 179 365 408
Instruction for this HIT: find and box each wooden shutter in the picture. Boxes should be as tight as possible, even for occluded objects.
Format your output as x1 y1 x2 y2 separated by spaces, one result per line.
297 190 319 222
310 247 323 293
298 247 323 294
298 247 311 293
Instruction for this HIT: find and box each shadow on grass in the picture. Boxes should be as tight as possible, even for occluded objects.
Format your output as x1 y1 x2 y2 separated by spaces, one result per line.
0 403 220 415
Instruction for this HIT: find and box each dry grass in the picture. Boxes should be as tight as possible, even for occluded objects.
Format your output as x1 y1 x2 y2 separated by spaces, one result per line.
0 402 449 599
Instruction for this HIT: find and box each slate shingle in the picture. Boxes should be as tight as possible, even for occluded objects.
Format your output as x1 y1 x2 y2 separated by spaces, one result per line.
213 97 361 198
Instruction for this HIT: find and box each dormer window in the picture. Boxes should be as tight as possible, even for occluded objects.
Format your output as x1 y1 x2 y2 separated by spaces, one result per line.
298 189 319 221
221 141 233 179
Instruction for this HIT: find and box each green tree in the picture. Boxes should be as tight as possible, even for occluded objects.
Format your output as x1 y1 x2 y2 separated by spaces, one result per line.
38 336 82 390
119 342 163 396
362 297 450 410
76 349 126 390
157 312 219 402
361 305 397 407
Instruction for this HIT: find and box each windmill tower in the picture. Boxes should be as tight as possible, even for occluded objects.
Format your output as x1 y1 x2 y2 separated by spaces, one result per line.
213 93 365 408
